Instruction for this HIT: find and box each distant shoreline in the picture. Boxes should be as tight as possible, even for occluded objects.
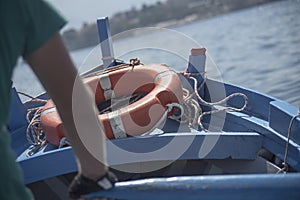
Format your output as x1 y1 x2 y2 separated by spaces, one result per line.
62 0 280 51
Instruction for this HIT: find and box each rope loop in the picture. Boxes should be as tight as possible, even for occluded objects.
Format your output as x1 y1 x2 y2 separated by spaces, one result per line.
177 72 248 131
22 60 250 152
17 91 48 154
277 111 300 173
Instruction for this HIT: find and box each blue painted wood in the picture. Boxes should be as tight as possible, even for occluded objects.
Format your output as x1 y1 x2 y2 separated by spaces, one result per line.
84 173 300 200
8 87 28 132
19 132 262 184
204 79 275 121
225 111 300 171
269 100 300 144
182 132 262 160
10 126 31 156
222 113 252 132
9 17 300 197
17 146 77 184
262 135 300 171
186 51 206 97
97 17 114 68
106 132 262 165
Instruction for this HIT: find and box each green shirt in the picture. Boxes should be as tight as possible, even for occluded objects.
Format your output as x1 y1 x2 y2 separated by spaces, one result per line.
0 0 66 199
0 0 66 126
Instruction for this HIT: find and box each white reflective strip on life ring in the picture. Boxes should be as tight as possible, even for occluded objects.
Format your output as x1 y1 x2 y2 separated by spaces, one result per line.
41 107 57 117
153 70 177 84
98 73 115 100
108 110 127 138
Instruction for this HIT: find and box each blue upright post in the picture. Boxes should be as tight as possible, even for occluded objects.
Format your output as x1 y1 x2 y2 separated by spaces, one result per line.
186 48 206 97
97 17 115 68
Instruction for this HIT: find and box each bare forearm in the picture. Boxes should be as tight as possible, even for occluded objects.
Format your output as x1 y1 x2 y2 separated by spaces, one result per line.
26 33 107 177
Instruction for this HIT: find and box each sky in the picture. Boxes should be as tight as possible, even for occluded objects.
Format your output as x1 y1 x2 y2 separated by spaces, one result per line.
46 0 164 30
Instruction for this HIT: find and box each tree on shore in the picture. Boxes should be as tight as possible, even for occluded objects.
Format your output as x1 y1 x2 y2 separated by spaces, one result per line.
62 0 278 51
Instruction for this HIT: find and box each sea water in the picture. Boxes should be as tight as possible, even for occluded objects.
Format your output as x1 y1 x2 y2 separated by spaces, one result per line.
12 0 300 107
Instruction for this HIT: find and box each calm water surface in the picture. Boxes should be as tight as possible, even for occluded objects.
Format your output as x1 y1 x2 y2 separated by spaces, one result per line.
13 0 300 107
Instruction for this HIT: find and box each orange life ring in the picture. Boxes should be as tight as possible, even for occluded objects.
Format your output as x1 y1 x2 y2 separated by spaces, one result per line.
40 64 183 146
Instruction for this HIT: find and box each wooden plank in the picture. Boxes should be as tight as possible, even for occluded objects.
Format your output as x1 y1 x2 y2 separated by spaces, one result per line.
269 100 300 144
18 132 262 184
204 79 275 121
106 132 262 165
97 17 114 68
17 146 77 184
8 87 28 131
11 126 31 156
84 174 300 200
225 111 300 171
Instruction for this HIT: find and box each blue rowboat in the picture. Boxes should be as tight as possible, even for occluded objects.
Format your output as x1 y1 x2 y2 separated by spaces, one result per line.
9 17 300 200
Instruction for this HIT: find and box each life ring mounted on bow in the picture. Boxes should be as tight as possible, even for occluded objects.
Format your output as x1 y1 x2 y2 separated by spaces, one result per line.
40 63 183 147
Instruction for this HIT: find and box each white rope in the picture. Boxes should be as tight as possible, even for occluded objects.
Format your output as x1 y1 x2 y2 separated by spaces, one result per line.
26 107 44 145
17 91 48 147
167 102 184 119
277 110 300 174
177 72 248 131
58 137 71 148
21 62 249 149
142 103 184 136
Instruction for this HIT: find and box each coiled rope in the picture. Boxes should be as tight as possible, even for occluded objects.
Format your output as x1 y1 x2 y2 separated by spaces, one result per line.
17 92 47 156
23 62 249 152
17 92 47 146
177 72 248 131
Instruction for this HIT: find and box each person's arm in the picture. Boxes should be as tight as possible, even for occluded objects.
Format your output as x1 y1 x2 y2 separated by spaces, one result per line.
25 33 107 179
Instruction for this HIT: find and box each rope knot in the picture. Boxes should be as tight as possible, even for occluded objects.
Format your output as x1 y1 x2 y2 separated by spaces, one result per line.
129 58 140 68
